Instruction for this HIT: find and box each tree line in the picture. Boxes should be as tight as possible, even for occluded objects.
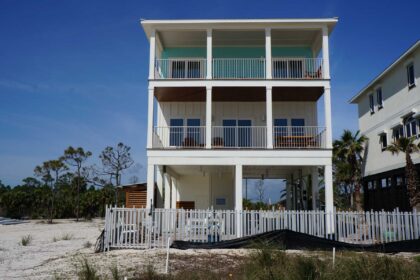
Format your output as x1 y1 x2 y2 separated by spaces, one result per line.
0 142 138 221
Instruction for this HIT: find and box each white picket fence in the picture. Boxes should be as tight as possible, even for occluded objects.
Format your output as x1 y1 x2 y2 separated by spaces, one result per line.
103 207 420 251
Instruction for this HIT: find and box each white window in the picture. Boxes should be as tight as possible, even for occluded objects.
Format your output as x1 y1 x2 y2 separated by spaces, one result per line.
369 94 374 114
376 87 383 109
405 117 417 138
392 125 404 140
380 133 387 151
407 63 415 88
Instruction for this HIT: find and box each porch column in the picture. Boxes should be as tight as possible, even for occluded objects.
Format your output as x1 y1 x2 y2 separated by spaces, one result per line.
146 164 155 209
206 86 212 149
324 164 334 234
311 167 319 210
163 168 171 209
206 29 212 79
322 26 330 79
265 28 272 79
235 164 243 237
147 87 154 149
171 178 177 209
148 29 156 80
323 86 332 148
266 86 273 149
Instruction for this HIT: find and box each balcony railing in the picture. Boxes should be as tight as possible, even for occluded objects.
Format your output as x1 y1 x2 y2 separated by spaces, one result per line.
152 126 326 149
273 126 326 148
154 57 324 80
272 58 324 79
153 126 206 148
212 58 266 79
212 126 267 148
154 59 207 79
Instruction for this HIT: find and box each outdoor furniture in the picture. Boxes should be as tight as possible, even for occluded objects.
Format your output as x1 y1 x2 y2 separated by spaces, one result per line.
212 137 224 147
274 135 317 148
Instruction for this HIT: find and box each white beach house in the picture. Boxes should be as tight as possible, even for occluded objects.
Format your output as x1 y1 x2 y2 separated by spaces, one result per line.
350 40 420 211
141 18 337 214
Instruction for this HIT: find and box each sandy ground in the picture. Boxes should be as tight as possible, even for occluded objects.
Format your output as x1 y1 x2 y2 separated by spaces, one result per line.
1 220 419 279
0 219 250 279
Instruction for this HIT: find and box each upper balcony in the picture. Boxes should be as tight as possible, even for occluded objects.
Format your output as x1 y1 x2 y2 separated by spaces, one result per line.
142 19 337 82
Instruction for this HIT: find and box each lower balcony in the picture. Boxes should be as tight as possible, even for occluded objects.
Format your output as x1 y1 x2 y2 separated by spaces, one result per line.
152 126 326 149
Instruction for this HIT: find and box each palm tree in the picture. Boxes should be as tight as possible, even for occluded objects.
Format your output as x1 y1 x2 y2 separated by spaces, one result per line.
386 137 420 209
333 130 368 210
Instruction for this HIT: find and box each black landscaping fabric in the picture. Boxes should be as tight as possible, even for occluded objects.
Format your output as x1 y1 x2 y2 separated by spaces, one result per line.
171 229 420 253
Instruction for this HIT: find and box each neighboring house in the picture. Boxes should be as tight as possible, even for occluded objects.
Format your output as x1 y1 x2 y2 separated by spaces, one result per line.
141 18 337 213
350 40 420 211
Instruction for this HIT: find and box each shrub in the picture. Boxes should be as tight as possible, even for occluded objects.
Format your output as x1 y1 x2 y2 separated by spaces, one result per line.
77 258 100 280
20 235 32 246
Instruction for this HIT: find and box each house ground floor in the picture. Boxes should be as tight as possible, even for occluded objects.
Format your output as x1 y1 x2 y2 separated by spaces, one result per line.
362 164 419 212
146 149 334 213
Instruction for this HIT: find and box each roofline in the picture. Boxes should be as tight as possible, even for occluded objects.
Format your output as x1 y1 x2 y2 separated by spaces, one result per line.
140 17 338 39
349 40 420 104
140 18 338 24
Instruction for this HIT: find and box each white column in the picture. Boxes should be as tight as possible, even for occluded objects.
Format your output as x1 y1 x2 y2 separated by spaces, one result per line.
206 29 212 79
148 29 156 80
322 26 330 79
311 167 319 210
171 178 177 209
146 164 155 209
266 86 273 149
265 28 272 79
164 171 171 209
235 164 243 237
324 164 334 234
206 86 212 149
155 166 164 208
147 87 154 149
324 86 332 148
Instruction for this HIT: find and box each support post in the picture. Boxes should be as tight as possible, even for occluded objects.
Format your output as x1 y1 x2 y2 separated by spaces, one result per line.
311 167 319 210
163 169 171 209
324 86 332 148
146 164 155 209
322 26 330 79
171 178 177 209
324 164 334 234
148 29 156 80
266 86 273 149
147 87 154 149
235 164 243 237
206 29 212 79
265 28 272 79
206 86 212 149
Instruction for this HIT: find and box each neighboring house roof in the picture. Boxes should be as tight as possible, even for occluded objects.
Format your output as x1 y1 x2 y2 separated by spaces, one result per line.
349 40 420 104
140 17 338 39
118 183 147 190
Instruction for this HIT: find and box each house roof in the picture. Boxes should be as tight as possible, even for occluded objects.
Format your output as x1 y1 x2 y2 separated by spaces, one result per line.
140 18 338 39
349 40 420 104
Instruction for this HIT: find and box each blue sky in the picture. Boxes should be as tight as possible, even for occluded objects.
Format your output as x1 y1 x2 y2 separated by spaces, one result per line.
0 0 419 189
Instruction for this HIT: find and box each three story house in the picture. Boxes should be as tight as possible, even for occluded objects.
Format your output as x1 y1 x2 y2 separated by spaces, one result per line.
141 18 337 218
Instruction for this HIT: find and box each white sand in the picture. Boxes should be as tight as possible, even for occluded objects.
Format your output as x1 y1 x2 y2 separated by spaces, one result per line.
0 219 249 279
1 220 418 279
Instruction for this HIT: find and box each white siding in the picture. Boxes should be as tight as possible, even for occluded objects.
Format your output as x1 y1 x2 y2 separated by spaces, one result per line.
157 101 318 127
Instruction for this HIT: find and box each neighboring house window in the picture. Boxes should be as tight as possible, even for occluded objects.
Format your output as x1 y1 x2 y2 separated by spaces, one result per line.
169 119 184 146
369 94 374 114
380 133 387 151
405 117 417 138
392 125 404 140
376 88 383 109
291 119 305 136
407 63 415 88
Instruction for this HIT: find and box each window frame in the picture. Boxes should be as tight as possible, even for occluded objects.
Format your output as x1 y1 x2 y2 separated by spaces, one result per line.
407 62 416 89
369 94 375 114
380 133 388 151
376 87 383 109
